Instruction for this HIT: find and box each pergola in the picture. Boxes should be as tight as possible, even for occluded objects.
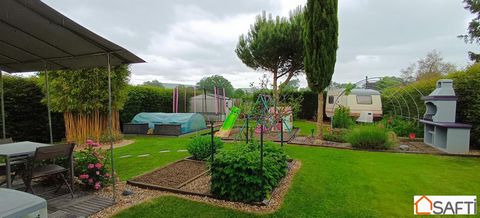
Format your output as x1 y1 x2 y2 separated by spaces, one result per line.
0 0 145 201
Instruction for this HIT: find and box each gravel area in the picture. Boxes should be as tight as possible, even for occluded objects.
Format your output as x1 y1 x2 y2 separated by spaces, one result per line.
91 160 302 217
131 160 207 188
179 173 211 194
290 136 352 149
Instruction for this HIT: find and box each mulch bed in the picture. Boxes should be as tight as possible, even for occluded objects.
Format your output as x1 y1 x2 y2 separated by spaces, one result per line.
129 159 207 188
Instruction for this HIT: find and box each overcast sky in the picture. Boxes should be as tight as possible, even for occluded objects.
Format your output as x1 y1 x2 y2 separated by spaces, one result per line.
43 0 477 88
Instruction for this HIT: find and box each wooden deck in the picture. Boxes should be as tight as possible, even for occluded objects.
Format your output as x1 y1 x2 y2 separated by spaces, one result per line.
9 179 114 217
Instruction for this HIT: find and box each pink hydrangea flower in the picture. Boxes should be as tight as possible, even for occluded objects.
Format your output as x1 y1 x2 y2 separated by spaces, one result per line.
79 174 89 180
86 139 94 146
96 171 100 175
92 142 101 147
105 173 110 178
87 163 95 169
88 178 94 184
95 163 102 169
94 182 101 190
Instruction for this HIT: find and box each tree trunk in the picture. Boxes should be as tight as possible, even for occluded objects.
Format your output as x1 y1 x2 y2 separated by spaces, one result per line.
272 71 279 102
316 93 324 139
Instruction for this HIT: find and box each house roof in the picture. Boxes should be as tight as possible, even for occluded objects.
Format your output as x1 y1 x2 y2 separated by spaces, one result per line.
0 0 144 73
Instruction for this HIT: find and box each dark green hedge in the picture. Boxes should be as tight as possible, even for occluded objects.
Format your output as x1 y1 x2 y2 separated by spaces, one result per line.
210 141 288 203
120 85 198 124
0 75 65 142
120 85 173 124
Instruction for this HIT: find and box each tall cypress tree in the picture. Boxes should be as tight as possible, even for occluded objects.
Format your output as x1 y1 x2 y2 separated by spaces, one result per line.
303 0 338 138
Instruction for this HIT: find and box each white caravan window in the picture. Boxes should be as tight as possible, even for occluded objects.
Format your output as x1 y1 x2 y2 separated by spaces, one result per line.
328 96 334 104
356 95 372 104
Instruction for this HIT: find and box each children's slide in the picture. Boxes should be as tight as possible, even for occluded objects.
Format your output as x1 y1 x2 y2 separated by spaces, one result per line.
215 106 241 138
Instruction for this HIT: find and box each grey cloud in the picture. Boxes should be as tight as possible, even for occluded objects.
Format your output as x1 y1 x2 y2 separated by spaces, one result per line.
43 0 477 87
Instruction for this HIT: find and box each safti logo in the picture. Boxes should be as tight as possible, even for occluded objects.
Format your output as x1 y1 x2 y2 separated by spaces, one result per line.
414 195 477 215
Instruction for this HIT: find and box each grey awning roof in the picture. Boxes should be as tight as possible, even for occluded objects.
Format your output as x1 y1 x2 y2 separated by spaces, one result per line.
0 0 145 73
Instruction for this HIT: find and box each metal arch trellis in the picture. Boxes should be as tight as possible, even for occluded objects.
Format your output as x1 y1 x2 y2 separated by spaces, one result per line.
327 76 426 122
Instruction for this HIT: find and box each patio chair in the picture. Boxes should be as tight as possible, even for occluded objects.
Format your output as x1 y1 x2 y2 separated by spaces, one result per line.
22 143 75 198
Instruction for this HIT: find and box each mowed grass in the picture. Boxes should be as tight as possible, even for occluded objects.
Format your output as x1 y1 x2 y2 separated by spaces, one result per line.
114 138 480 217
114 136 193 180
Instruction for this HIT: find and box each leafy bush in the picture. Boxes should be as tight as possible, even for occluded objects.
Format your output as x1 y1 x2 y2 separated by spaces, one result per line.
332 106 354 129
448 64 480 147
75 140 111 190
210 141 288 203
0 75 65 142
120 85 173 124
347 125 393 149
187 135 223 160
324 128 350 143
382 116 423 137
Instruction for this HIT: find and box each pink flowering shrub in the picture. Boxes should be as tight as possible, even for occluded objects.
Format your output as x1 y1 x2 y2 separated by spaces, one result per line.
75 139 111 191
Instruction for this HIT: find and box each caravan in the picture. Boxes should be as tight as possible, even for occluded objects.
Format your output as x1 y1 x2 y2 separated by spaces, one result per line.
325 88 383 122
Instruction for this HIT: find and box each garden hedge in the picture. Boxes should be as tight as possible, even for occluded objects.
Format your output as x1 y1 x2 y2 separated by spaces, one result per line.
210 141 288 203
120 85 197 125
120 85 173 124
0 75 65 142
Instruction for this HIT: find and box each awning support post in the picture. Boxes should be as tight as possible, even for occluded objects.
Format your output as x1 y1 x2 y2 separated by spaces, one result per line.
107 53 116 202
1 71 5 139
44 63 53 144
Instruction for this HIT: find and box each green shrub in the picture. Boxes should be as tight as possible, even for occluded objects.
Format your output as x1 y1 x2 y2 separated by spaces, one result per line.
382 116 423 137
75 139 111 190
332 106 354 128
210 141 288 203
187 135 223 160
324 128 350 143
347 125 393 149
0 75 65 142
120 85 173 124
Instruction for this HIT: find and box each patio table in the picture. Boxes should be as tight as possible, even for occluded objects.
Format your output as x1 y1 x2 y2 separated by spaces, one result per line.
0 141 51 188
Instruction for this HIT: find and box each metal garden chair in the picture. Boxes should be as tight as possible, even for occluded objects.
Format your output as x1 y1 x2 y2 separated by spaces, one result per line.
22 143 75 197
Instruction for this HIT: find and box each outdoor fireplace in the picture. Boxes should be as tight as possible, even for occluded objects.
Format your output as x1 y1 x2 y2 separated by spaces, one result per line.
420 79 471 153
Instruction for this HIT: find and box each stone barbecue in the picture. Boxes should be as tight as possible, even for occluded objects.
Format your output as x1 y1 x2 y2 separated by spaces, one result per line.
420 79 471 153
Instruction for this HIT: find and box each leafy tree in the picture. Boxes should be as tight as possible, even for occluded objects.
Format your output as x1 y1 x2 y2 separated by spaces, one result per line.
236 9 304 101
303 0 339 138
460 0 480 61
196 75 234 97
400 50 456 82
280 78 301 92
374 76 404 92
233 88 246 98
143 79 164 87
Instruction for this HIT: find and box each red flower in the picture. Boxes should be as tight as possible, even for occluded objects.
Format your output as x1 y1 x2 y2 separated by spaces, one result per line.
95 163 102 169
87 163 95 169
79 174 89 180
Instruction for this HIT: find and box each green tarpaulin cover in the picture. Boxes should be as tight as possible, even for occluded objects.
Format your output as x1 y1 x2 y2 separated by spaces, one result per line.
131 113 206 134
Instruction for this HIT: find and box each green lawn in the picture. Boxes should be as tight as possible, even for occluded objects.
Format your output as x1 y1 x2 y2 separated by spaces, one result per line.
114 136 192 180
113 136 480 217
293 119 316 136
